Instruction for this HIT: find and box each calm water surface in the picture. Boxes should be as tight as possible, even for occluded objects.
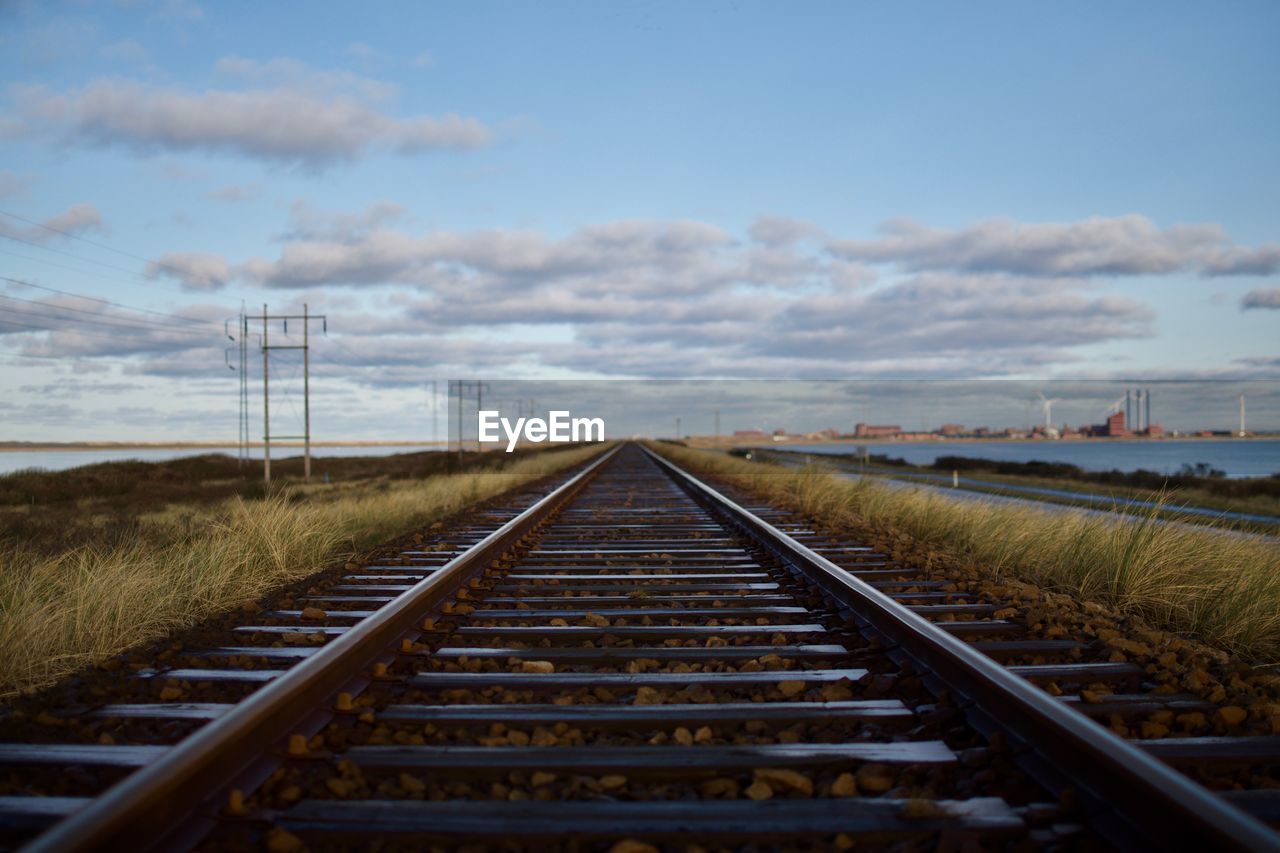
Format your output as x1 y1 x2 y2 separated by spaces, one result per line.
773 438 1280 479
0 445 440 475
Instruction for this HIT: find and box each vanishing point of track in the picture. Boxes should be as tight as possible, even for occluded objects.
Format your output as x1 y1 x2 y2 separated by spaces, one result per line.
3 443 1278 851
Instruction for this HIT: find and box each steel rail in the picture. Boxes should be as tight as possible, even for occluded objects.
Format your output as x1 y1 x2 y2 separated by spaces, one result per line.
26 444 620 853
643 444 1280 852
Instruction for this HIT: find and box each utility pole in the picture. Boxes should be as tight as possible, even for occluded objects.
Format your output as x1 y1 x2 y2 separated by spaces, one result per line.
224 313 248 467
239 310 249 466
262 304 270 483
260 303 328 484
303 304 311 481
429 380 438 445
451 380 490 460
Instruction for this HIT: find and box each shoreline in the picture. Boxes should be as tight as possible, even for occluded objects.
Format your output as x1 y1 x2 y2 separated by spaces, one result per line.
692 435 1275 449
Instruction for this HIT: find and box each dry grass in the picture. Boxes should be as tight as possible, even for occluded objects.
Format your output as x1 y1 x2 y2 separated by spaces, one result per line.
655 443 1280 661
0 444 605 695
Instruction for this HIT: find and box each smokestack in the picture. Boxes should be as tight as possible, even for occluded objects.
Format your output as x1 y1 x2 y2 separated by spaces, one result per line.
1145 388 1151 434
1126 389 1132 428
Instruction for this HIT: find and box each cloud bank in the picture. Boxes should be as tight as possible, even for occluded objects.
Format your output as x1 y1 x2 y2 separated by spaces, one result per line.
8 71 490 167
827 215 1280 277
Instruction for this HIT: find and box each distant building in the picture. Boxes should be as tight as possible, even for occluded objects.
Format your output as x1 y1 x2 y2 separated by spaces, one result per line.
939 423 965 436
772 428 787 437
733 429 765 438
1146 424 1164 438
1082 411 1127 437
854 423 901 438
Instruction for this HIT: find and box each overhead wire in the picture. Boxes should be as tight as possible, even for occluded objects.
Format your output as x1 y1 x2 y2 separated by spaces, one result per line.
0 229 168 285
0 244 164 290
0 299 200 336
0 268 218 329
0 208 234 331
0 315 173 345
0 209 216 285
0 291 211 334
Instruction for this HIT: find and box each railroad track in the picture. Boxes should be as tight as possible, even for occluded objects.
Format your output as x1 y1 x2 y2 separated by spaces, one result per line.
2 442 1278 851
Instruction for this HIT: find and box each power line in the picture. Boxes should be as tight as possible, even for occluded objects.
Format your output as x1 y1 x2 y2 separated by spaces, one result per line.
0 274 216 328
0 291 211 334
0 244 162 290
0 300 201 336
0 315 173 345
0 229 164 284
0 209 216 285
320 335 366 363
1 351 138 368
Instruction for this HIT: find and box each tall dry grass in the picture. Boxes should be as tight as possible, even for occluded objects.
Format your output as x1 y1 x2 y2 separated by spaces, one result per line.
655 443 1280 660
0 445 605 694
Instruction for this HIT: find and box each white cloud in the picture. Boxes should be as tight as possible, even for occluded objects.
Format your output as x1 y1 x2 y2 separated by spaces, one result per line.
10 76 491 168
43 203 106 235
15 208 1265 384
275 199 408 241
0 202 106 245
1242 288 1280 310
241 218 736 290
748 215 824 246
828 215 1280 278
145 252 231 290
221 212 1158 379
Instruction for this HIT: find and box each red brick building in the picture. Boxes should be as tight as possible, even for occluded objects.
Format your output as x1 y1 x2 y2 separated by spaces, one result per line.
854 423 901 438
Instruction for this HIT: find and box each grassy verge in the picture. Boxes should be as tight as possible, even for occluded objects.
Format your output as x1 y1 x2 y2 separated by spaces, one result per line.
0 444 606 695
0 447 562 554
758 449 1280 525
653 443 1280 662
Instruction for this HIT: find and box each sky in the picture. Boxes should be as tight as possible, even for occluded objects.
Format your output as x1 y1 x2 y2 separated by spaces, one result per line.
0 0 1277 441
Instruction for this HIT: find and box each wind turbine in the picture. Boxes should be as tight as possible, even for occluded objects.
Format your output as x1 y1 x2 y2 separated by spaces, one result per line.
1035 393 1062 432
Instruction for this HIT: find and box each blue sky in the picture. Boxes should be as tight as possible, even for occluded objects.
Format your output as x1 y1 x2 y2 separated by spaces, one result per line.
0 0 1277 440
